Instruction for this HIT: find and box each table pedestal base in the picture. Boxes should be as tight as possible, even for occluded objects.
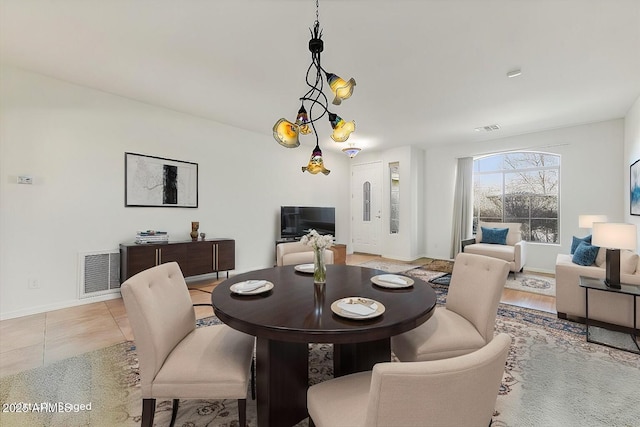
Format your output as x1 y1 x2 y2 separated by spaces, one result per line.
334 339 390 377
256 338 309 427
256 338 391 426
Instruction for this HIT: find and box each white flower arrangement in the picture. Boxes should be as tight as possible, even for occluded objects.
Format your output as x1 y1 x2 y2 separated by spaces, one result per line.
300 229 334 250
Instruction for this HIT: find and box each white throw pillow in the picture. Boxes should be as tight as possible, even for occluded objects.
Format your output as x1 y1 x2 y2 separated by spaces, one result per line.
595 247 607 267
621 250 639 275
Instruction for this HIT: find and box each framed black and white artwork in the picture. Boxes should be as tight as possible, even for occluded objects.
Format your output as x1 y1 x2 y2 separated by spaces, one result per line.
125 152 198 208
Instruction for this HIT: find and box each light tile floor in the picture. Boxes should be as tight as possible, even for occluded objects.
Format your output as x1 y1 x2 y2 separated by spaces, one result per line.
0 254 555 378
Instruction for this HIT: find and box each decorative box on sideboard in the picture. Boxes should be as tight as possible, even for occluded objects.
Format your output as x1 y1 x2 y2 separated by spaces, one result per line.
120 239 235 283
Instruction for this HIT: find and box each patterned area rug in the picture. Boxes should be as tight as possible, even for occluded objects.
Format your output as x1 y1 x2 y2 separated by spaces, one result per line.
3 294 638 427
357 259 427 273
422 258 454 273
505 273 555 296
407 261 556 297
404 267 449 284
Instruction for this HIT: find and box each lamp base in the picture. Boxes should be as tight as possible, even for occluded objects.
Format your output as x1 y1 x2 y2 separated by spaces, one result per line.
604 248 621 289
603 279 621 289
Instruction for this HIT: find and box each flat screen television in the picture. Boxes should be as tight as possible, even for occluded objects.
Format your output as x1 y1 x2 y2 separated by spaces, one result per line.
280 206 335 239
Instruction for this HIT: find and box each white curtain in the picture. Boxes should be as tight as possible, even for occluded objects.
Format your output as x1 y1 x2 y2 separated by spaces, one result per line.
450 157 474 258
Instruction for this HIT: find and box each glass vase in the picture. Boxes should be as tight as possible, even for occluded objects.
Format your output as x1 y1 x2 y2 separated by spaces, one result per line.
313 247 327 284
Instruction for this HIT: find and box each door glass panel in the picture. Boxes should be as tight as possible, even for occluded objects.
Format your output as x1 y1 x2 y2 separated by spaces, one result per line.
363 181 371 222
390 162 399 234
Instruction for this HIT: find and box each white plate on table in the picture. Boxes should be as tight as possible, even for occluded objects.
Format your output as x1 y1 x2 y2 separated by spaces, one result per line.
371 274 414 289
294 263 315 274
331 297 385 320
230 280 274 295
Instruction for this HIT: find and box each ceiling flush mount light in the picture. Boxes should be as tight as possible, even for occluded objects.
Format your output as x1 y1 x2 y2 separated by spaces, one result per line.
272 0 357 175
342 143 361 158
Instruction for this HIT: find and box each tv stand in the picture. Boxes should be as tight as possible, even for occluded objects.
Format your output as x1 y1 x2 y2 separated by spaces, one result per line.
276 237 301 243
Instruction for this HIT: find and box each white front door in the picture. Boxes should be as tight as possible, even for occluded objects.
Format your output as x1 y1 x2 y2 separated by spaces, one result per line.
352 162 382 254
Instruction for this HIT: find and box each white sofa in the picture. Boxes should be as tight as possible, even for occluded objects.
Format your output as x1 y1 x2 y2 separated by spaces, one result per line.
462 222 527 276
555 249 640 328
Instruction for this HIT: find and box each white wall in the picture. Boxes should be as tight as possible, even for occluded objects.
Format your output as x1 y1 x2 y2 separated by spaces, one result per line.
0 65 351 319
1 64 633 318
624 94 640 244
424 119 626 273
351 145 425 261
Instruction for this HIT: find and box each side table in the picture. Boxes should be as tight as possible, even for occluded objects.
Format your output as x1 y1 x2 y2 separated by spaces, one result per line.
329 243 347 264
579 276 639 354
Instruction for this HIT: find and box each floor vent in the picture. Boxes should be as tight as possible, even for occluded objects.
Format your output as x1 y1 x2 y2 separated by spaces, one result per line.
79 250 120 298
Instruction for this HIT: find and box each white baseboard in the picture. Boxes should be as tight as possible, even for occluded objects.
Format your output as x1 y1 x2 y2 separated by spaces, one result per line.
523 266 555 276
0 292 123 321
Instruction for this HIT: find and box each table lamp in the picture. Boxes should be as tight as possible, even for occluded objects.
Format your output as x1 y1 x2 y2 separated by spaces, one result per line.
578 215 608 229
592 222 637 288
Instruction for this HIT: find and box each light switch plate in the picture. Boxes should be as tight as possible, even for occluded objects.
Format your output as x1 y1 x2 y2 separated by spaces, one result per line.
17 176 33 184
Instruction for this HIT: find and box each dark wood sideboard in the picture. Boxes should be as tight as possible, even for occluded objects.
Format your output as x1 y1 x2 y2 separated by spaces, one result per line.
119 239 235 283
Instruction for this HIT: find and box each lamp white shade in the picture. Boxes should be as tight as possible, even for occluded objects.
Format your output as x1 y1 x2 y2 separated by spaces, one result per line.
578 215 608 229
592 223 637 250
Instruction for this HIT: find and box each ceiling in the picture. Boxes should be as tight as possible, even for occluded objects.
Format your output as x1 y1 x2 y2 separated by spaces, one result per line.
2 0 640 155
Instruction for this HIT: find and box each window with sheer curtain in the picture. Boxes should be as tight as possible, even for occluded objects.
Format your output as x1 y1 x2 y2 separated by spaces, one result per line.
473 152 560 243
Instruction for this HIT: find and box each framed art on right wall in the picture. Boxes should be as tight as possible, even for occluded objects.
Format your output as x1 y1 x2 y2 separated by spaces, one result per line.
632 159 640 216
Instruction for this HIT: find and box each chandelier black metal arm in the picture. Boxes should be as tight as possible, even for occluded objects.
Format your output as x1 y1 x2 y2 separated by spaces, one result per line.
272 0 358 174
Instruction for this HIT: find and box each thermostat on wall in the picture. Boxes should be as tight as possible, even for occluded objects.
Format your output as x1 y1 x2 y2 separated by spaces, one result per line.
17 176 33 184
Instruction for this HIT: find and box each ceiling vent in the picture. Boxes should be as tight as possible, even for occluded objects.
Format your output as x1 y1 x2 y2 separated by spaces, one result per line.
475 124 501 132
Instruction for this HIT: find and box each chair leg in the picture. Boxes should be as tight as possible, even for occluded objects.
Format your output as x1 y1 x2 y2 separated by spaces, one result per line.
309 417 316 427
141 398 156 427
251 357 256 400
169 399 180 427
238 398 247 427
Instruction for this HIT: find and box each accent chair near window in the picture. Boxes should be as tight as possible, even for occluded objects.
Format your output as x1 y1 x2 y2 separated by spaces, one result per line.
462 221 527 277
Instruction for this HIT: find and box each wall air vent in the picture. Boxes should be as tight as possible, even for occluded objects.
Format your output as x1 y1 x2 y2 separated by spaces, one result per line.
475 124 501 132
78 250 120 298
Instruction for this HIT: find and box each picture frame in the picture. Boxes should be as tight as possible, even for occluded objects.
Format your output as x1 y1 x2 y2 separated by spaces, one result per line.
631 159 640 216
125 152 198 208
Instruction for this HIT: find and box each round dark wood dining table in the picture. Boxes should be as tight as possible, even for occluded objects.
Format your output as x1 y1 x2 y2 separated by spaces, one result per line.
211 264 437 427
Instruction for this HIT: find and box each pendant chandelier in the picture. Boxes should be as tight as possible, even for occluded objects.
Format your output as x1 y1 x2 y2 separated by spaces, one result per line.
272 0 358 175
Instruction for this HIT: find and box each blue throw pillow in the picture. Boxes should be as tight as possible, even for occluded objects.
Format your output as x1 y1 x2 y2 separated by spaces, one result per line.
481 227 509 245
572 241 599 266
570 235 592 254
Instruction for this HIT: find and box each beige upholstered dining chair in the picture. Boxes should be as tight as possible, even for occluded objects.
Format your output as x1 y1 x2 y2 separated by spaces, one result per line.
121 262 255 427
391 252 509 362
276 241 334 266
308 333 511 427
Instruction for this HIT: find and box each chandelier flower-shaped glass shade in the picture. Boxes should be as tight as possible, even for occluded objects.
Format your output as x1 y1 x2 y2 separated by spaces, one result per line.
329 113 356 142
326 72 356 105
273 118 300 148
302 144 330 175
295 105 312 135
